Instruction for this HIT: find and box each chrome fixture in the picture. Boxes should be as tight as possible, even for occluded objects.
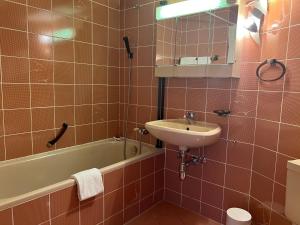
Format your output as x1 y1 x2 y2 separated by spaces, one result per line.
134 128 149 155
213 109 231 117
134 127 149 136
178 148 206 180
184 111 196 125
210 54 219 62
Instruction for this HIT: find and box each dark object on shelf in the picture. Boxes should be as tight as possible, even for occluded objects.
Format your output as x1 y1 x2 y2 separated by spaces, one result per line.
47 123 68 147
256 59 286 82
160 0 168 6
210 55 219 62
213 110 231 117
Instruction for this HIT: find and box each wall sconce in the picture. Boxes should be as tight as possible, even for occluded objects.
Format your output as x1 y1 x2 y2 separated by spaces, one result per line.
244 0 268 44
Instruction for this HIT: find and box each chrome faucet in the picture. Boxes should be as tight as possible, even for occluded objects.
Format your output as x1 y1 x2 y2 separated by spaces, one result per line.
184 111 196 125
133 128 149 155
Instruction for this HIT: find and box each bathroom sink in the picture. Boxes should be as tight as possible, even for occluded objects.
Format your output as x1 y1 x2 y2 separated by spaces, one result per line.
145 119 221 150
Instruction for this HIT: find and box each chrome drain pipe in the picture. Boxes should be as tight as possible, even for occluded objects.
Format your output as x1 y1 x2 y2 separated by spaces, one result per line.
178 148 206 181
179 150 186 180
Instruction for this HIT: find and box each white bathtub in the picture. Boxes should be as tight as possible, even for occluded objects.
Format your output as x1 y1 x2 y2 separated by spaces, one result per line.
0 138 161 211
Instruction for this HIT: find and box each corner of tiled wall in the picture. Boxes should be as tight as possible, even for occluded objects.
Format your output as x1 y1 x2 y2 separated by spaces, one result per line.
0 0 123 160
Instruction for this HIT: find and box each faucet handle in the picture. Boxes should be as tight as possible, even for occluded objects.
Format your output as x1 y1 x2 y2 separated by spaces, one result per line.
213 110 231 117
185 111 196 119
133 127 149 135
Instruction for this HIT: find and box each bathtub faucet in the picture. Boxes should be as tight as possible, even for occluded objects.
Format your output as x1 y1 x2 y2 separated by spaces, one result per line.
134 127 149 135
133 128 149 155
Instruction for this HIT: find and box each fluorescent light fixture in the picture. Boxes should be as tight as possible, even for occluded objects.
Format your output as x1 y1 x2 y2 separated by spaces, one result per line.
156 0 235 20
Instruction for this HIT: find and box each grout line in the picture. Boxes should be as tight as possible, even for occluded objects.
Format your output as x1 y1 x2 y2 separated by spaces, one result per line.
246 50 261 214
166 140 296 164
180 14 188 209
122 166 125 222
48 194 52 225
0 44 7 160
0 26 123 50
200 12 212 215
91 0 94 142
11 207 14 225
139 159 142 214
269 0 293 219
49 206 80 221
221 92 231 220
5 0 122 11
165 165 261 197
3 49 300 65
153 154 156 203
165 187 224 213
0 121 118 139
0 2 296 225
51 0 56 151
25 0 34 156
133 2 140 141
105 1 110 140
72 0 77 147
48 0 53 201
0 54 122 67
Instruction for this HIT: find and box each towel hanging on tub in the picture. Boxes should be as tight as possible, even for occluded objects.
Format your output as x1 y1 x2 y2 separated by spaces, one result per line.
71 168 104 201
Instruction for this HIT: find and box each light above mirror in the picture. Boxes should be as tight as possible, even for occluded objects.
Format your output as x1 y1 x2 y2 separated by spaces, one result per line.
156 0 237 21
155 0 241 78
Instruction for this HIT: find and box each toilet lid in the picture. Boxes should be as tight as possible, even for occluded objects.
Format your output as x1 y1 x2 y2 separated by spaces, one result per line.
227 208 252 222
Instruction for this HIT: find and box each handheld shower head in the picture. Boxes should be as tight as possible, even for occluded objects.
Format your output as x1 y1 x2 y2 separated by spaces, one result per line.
123 36 133 59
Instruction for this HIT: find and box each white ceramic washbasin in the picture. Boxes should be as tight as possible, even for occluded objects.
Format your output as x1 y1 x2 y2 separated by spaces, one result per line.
145 119 221 150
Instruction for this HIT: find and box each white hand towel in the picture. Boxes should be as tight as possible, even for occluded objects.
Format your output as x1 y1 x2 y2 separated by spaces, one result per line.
71 168 104 201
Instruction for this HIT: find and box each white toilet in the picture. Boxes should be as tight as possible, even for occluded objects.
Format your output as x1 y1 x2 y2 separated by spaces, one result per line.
285 159 300 225
226 208 252 225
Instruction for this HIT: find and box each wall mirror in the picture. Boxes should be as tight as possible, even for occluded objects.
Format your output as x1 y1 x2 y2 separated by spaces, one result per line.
155 0 241 78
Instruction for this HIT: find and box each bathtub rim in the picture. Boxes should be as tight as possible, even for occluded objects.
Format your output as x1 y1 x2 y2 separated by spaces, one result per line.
0 138 151 168
0 138 164 211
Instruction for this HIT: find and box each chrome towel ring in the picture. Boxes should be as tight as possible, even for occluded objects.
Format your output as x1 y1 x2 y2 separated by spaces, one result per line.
256 59 286 82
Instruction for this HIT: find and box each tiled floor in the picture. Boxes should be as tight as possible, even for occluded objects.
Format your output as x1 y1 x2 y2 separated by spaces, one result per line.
127 202 220 225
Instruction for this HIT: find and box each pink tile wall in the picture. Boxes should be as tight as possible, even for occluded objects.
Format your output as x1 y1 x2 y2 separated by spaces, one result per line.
156 18 177 65
0 0 121 161
178 10 230 64
119 0 158 145
0 153 165 225
1 0 299 224
121 0 299 224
